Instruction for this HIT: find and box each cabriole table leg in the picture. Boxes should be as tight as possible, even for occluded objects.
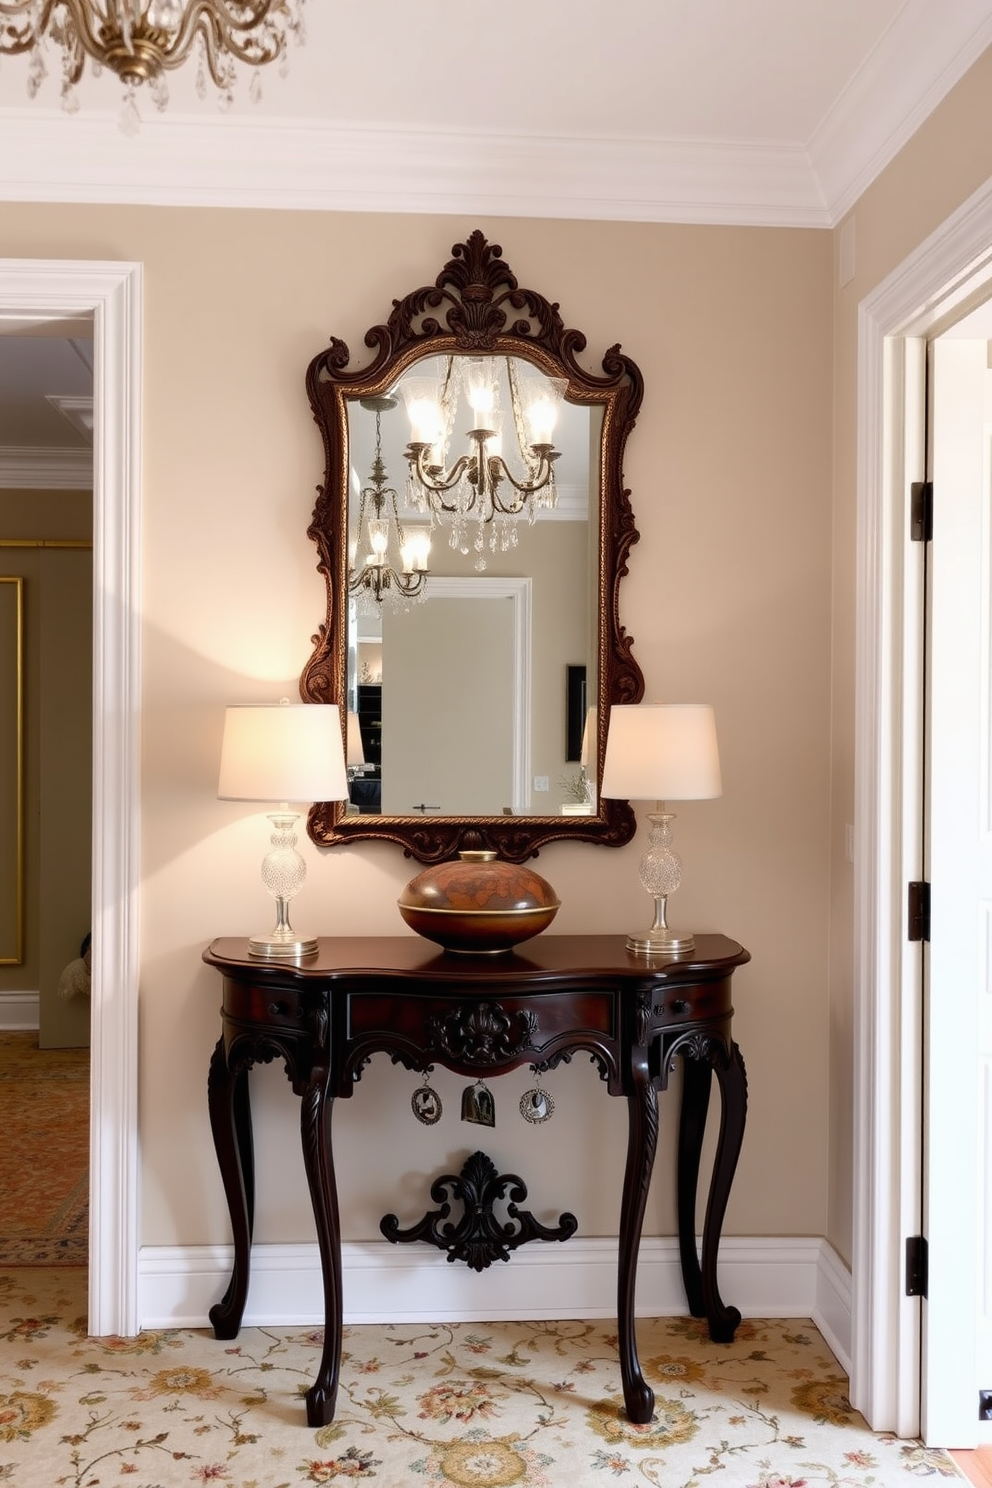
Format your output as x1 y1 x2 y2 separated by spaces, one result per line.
300 1068 343 1427
617 1047 659 1424
207 1037 254 1339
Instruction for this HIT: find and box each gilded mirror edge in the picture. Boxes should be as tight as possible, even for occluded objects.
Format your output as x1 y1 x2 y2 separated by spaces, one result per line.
305 803 638 865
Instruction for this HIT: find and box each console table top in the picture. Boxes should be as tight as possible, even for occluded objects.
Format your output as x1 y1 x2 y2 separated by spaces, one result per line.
204 932 750 982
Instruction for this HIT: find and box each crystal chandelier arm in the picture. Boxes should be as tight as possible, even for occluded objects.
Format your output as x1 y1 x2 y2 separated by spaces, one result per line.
173 0 293 73
487 447 559 498
0 2 60 57
406 442 478 503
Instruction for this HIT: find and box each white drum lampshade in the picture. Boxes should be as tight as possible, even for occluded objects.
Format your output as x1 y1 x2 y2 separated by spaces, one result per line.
218 701 348 958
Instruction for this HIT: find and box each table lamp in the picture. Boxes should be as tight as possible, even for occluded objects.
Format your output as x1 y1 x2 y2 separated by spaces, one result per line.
218 700 348 959
600 703 722 955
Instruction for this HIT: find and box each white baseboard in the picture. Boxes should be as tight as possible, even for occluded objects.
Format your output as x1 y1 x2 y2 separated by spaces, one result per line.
0 991 39 1030
138 1235 851 1366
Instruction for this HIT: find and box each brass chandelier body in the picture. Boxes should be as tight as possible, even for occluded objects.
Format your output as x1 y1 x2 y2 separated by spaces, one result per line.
349 399 430 607
406 431 560 519
0 1 304 102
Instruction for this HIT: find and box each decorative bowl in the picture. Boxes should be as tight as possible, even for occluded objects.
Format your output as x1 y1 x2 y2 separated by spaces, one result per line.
398 851 560 954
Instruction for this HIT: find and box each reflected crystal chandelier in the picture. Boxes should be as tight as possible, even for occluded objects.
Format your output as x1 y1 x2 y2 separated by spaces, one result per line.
402 356 567 571
0 1 305 126
349 396 431 609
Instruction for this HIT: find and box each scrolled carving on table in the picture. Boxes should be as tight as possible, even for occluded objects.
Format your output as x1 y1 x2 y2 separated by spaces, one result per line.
427 1001 539 1066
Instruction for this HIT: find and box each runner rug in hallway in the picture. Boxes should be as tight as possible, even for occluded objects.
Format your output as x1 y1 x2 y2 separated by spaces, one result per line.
0 1268 965 1487
0 1032 88 1266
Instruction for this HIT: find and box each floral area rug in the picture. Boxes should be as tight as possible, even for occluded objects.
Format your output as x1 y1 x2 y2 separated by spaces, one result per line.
0 1034 88 1266
0 1268 964 1488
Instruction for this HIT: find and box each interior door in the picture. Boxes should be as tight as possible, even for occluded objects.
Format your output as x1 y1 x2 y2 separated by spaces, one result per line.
925 330 992 1445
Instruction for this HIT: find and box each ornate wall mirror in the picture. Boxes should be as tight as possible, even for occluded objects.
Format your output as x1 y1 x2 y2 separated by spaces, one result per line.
302 230 644 862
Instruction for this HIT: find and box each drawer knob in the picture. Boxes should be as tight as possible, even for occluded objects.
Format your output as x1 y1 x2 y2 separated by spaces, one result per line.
268 1001 288 1017
670 998 689 1015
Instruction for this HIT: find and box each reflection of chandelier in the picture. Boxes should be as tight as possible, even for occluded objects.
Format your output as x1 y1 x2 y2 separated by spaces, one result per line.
0 1 305 126
401 357 567 570
349 396 431 608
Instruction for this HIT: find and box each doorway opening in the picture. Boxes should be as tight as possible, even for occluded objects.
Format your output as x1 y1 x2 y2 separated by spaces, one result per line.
0 258 141 1337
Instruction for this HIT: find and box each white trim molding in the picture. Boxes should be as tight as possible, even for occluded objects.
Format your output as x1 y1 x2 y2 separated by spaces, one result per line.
0 989 39 1029
852 174 992 1437
0 112 831 227
138 1235 851 1371
0 445 92 490
0 258 143 1339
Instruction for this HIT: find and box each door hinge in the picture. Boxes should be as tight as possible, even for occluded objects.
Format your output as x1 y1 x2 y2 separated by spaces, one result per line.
908 880 931 942
911 481 933 542
906 1234 929 1297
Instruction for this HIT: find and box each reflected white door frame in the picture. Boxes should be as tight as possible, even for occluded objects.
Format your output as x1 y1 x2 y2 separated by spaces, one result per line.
0 259 142 1337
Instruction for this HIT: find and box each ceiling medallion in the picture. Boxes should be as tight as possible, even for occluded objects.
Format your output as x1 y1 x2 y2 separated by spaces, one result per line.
0 1 306 131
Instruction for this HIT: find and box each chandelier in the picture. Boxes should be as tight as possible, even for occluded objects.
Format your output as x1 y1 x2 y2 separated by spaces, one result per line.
349 396 431 609
0 1 306 126
401 356 567 571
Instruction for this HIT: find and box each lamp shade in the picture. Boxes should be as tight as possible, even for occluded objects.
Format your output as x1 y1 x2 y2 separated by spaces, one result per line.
218 702 348 805
346 710 366 767
600 704 722 802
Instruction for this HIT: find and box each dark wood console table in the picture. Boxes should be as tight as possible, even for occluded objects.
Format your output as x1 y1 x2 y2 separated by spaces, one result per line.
203 933 749 1427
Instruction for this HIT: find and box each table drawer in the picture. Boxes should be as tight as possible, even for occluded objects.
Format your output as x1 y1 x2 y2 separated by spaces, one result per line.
346 989 617 1069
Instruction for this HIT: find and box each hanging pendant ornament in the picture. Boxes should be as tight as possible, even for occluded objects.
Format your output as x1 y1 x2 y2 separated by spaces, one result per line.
519 1069 555 1125
461 1079 495 1128
411 1070 442 1126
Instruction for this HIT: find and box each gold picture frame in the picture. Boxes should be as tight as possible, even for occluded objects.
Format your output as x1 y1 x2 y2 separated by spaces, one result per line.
0 576 23 965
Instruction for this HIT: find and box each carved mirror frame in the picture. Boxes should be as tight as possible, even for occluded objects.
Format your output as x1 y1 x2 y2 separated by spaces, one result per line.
301 230 644 863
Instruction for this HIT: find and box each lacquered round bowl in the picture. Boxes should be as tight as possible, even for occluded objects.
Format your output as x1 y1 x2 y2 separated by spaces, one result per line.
398 851 560 954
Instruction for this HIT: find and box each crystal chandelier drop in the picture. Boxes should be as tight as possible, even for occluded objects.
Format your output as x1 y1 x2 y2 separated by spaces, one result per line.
0 1 306 127
401 356 567 572
348 396 431 610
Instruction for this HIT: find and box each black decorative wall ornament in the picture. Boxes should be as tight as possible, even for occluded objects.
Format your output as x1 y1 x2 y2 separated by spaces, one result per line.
380 1150 577 1271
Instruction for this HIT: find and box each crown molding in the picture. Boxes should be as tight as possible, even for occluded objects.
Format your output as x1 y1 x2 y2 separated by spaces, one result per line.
0 445 93 489
0 111 830 226
809 0 992 223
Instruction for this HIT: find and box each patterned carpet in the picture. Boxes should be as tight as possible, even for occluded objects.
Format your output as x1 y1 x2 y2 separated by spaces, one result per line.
0 1032 88 1266
0 1267 965 1487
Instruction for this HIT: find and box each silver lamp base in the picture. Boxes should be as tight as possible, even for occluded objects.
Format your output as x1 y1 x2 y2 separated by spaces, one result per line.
626 927 696 956
248 928 318 959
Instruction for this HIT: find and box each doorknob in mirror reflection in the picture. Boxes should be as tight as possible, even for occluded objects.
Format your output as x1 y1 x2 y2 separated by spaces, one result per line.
601 704 722 955
217 700 348 959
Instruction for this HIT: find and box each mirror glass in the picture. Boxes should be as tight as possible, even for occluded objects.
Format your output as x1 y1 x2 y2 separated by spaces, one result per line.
344 357 600 819
302 230 644 863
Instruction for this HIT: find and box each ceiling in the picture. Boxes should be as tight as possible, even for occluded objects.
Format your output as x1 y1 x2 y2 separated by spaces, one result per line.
0 1 990 226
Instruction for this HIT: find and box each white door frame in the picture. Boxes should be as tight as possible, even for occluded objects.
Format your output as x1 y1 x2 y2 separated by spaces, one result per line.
853 177 992 1435
0 260 142 1336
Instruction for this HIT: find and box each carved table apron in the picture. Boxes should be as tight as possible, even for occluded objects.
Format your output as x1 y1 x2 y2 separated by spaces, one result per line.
203 933 750 1428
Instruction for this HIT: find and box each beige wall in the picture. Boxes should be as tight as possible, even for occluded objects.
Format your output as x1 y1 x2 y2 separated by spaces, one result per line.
0 205 833 1250
827 46 992 1264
